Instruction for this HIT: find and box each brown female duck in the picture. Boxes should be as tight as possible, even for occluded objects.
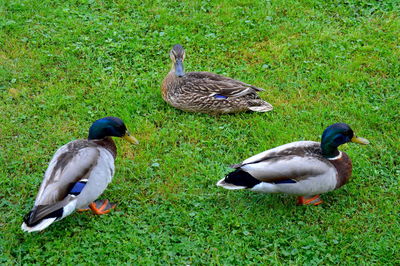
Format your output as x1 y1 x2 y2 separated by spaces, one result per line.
161 44 273 114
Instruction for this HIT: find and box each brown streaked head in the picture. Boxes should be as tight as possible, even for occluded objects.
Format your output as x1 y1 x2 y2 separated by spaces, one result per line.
169 44 185 77
170 44 185 62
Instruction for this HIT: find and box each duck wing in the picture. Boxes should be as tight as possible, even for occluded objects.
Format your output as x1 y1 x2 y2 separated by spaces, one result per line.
186 72 264 90
184 71 263 98
236 141 333 183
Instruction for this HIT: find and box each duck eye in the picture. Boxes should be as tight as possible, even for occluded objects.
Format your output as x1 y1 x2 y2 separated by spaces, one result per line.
335 135 346 143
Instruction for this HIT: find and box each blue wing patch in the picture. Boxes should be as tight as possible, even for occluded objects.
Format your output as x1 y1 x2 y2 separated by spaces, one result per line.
213 94 228 99
274 179 297 184
69 181 87 195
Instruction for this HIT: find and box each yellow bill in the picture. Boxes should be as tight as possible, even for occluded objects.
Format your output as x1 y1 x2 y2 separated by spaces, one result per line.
351 136 369 145
123 132 139 144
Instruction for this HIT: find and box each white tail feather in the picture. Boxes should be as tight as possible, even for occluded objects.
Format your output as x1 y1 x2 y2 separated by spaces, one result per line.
21 218 57 233
216 178 246 190
248 103 273 112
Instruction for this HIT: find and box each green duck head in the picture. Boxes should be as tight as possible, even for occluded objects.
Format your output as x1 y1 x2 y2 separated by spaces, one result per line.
88 117 138 144
170 44 185 77
321 123 369 158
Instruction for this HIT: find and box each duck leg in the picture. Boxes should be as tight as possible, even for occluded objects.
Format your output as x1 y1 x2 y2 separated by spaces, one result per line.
77 199 116 214
297 195 323 206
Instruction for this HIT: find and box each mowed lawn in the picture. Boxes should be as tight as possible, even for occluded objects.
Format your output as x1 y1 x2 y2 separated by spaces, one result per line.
1 0 399 264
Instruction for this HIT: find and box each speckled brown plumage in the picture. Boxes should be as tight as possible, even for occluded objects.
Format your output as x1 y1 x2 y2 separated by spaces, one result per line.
162 45 273 114
162 71 272 114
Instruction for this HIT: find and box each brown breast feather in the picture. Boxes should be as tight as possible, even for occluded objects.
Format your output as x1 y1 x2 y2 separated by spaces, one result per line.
329 152 353 189
93 137 117 159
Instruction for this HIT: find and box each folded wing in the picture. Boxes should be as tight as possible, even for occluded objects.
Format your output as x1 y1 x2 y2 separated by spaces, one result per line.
183 72 263 98
238 141 332 183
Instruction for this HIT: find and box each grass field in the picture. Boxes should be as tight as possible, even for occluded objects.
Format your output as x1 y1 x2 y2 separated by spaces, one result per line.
1 0 399 264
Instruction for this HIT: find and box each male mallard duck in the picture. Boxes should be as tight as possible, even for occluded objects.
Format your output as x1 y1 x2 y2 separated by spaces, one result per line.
217 123 369 205
161 44 273 114
21 117 138 232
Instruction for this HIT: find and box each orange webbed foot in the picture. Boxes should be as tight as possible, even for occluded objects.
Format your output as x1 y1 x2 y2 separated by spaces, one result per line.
78 199 116 214
297 195 323 206
89 199 116 215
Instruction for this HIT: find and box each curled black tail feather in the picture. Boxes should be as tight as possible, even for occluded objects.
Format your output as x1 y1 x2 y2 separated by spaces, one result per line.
225 169 261 188
23 206 63 227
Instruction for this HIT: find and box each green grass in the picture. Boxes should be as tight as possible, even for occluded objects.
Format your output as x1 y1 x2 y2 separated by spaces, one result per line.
1 0 399 264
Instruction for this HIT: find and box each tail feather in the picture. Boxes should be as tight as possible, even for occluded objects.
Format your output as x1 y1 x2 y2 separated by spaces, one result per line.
22 205 64 232
23 203 65 227
217 169 261 189
216 178 246 190
21 218 57 232
22 190 81 232
248 100 273 112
